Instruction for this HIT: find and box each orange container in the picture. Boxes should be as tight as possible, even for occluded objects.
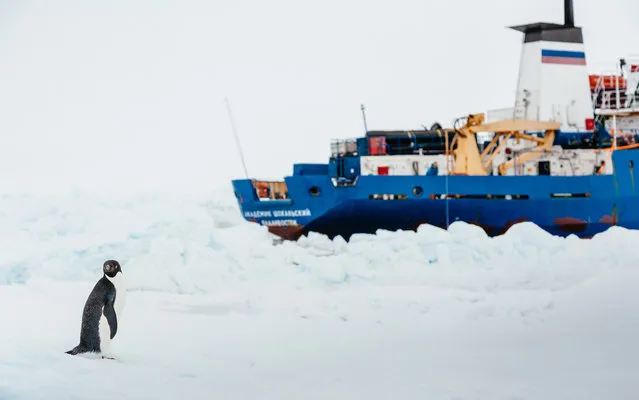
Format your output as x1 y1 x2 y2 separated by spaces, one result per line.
368 137 387 155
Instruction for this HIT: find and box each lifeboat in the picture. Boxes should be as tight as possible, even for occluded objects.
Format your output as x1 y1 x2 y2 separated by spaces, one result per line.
589 74 627 91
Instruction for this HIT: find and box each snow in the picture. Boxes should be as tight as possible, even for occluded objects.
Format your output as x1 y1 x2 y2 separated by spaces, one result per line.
1 188 639 399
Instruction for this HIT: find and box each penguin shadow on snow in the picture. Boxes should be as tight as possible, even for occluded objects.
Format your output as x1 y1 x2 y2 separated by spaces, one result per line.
65 259 127 361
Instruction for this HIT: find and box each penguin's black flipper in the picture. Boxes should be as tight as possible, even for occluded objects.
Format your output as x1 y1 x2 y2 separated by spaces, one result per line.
103 293 118 339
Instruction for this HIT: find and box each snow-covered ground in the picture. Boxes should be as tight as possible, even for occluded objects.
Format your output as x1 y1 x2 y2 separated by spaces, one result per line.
1 188 638 399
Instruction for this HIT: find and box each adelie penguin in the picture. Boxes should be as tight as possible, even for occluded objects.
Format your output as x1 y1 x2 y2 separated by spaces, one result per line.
66 259 127 360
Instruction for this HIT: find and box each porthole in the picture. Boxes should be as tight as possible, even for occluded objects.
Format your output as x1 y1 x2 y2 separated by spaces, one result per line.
309 186 321 196
413 186 423 197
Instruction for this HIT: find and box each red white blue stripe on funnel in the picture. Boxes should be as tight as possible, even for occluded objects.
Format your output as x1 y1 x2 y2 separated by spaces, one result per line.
541 49 586 65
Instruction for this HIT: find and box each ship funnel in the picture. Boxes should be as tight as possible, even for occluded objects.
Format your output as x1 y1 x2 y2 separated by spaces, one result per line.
508 0 594 132
564 0 574 27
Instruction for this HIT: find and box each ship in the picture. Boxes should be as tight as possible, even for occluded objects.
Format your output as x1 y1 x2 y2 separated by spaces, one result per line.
231 0 639 241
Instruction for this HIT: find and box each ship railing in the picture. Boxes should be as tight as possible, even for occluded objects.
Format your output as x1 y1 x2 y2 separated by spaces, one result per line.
331 176 359 188
330 138 358 157
591 56 639 112
590 68 623 110
591 71 627 111
598 91 620 110
597 91 638 112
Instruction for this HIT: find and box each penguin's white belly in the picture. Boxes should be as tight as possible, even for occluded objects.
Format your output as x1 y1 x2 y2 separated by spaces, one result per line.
102 271 127 357
115 288 126 318
98 312 112 355
109 273 127 318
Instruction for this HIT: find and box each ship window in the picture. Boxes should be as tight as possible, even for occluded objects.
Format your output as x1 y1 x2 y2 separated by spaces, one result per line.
429 194 529 200
538 161 551 175
368 193 408 200
413 186 423 197
550 193 590 198
309 186 321 196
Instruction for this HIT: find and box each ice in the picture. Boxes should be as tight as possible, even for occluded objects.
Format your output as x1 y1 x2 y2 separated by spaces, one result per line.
1 188 639 399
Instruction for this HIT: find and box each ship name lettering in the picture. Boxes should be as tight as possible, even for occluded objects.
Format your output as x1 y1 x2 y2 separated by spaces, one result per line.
261 219 297 226
244 210 273 218
272 209 311 217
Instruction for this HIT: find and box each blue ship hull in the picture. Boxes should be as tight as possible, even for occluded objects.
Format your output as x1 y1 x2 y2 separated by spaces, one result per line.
232 149 639 241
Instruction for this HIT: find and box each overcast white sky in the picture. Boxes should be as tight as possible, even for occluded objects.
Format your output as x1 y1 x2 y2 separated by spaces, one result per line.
1 0 637 194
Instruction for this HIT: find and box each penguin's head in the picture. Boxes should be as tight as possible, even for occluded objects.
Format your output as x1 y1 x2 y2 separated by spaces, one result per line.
103 260 122 278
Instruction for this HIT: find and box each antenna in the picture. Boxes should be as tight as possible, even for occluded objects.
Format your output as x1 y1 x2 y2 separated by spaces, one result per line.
224 97 249 179
360 104 369 133
564 0 574 26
